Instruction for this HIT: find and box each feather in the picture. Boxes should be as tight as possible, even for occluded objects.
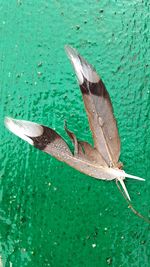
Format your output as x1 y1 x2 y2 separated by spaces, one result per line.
4 117 72 161
65 45 120 167
5 117 129 181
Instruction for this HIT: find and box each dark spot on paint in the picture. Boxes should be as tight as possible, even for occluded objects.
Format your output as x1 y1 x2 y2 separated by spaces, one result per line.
76 25 80 30
37 62 43 67
106 257 112 265
30 126 58 150
88 185 91 191
80 78 110 99
20 216 27 223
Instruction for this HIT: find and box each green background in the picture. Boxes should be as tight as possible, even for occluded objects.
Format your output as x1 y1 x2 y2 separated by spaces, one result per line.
1 1 150 266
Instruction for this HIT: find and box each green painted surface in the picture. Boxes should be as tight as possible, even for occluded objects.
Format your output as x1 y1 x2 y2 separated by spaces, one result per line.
1 1 150 266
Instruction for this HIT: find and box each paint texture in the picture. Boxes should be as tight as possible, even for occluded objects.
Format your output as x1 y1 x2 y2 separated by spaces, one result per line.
1 1 150 266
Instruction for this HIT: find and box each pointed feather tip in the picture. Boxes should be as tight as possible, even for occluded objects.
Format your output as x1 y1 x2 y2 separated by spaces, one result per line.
125 173 145 181
119 178 131 201
65 45 100 84
4 117 43 145
65 45 79 59
65 45 84 85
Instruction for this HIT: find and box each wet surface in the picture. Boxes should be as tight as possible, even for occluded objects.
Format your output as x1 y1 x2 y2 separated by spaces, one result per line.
1 1 150 266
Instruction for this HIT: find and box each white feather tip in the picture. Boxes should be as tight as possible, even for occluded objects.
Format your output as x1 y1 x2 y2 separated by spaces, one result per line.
4 117 43 145
65 45 100 84
125 173 145 181
120 178 131 201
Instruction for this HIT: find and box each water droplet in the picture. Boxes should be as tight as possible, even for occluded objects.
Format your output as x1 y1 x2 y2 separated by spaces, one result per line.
98 116 104 126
